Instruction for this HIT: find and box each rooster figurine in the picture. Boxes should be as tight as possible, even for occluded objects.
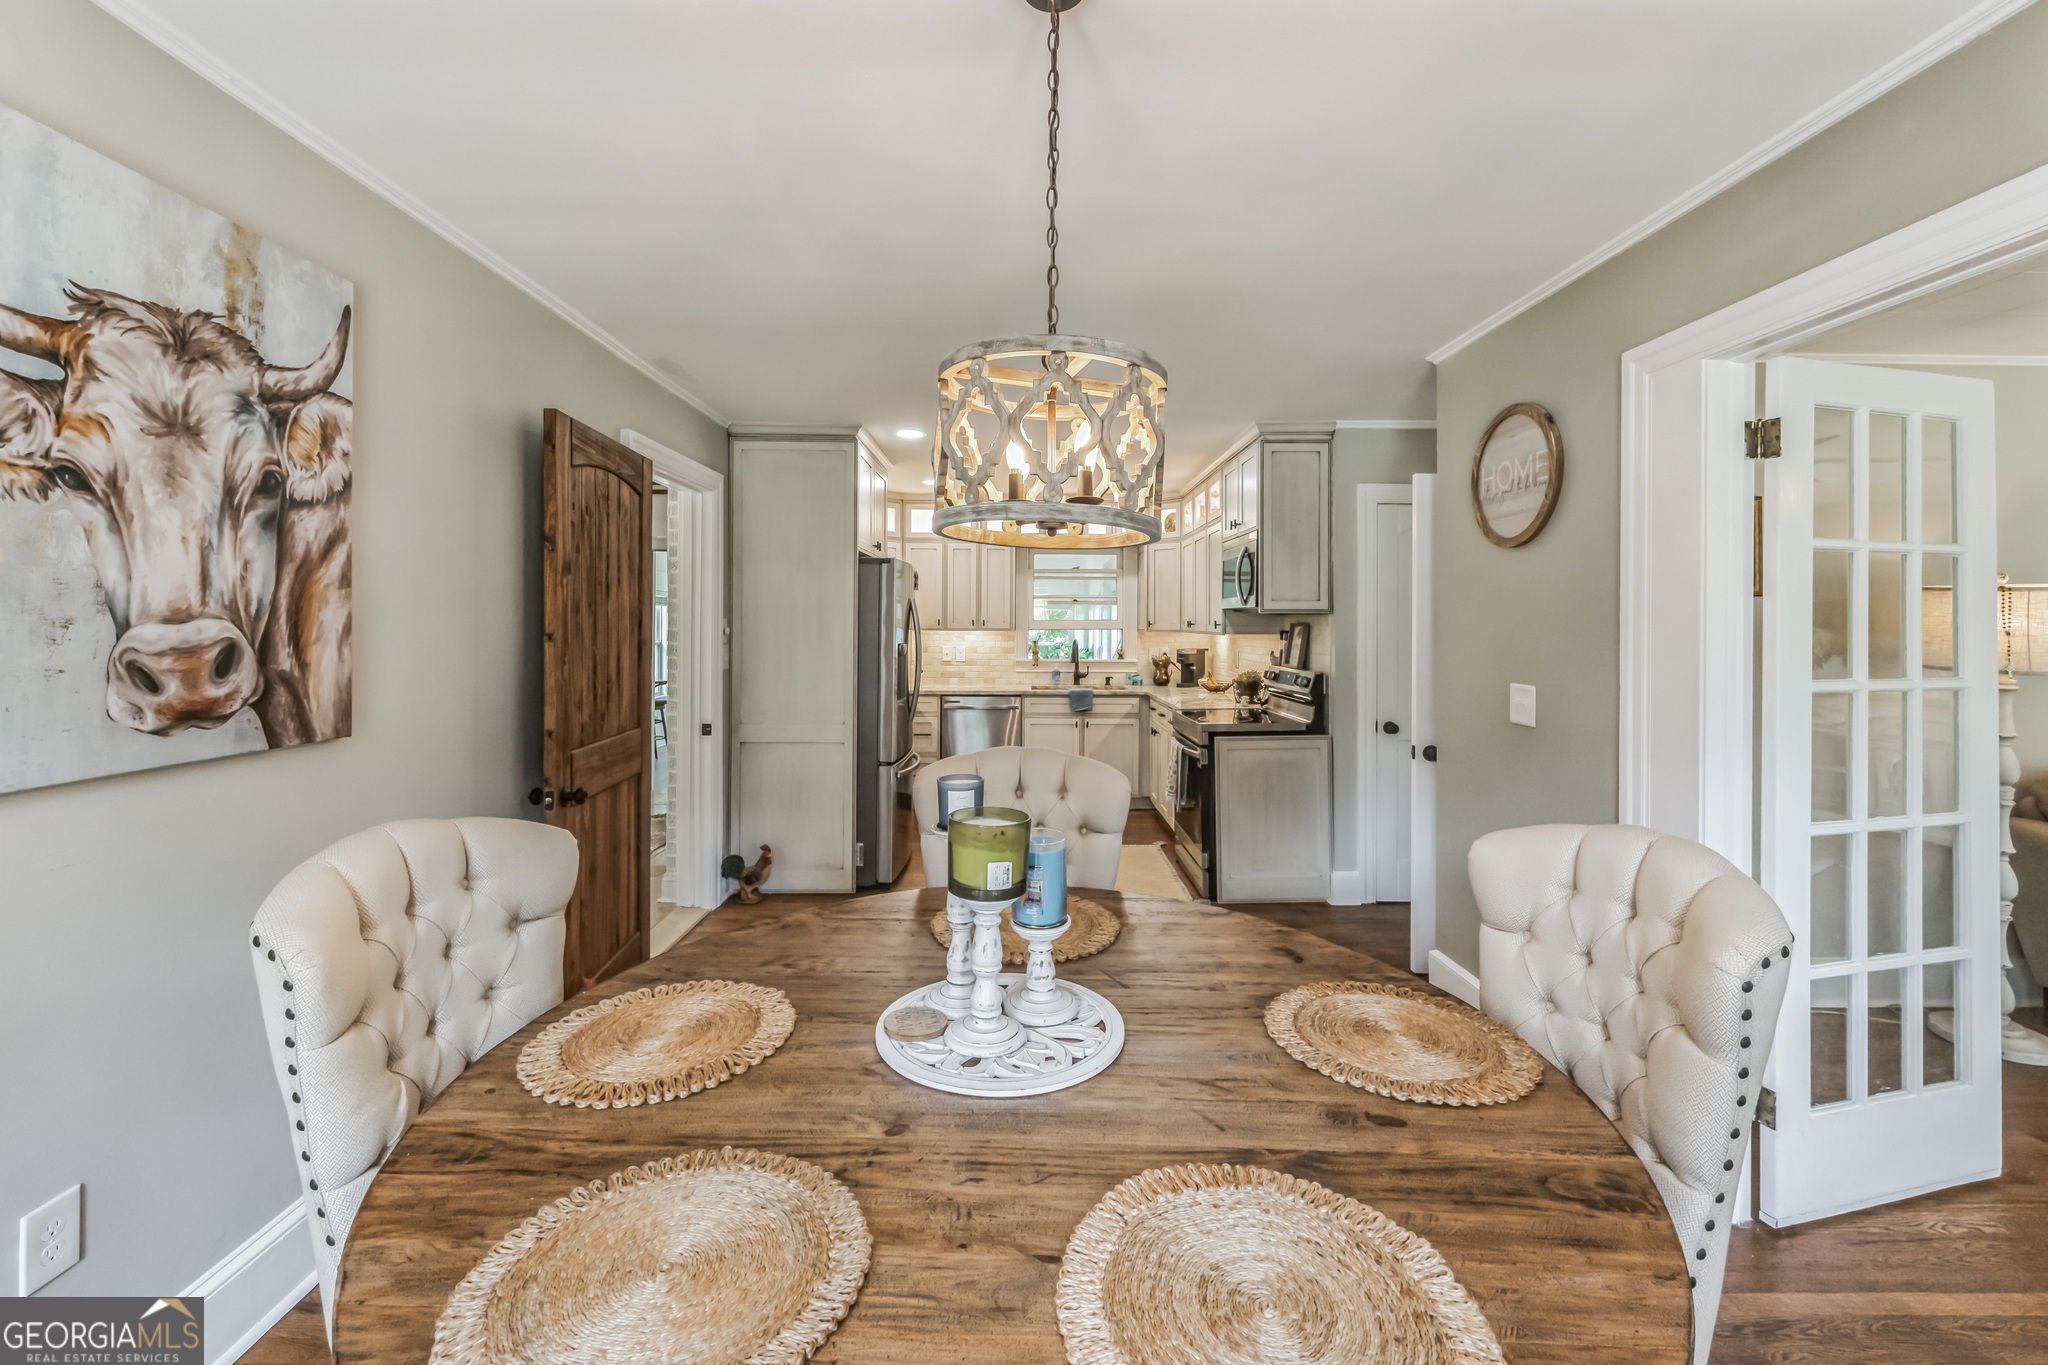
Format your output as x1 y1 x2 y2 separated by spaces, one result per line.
721 845 773 904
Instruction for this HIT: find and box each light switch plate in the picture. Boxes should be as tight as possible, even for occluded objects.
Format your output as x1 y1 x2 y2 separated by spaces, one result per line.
19 1184 81 1295
1508 683 1537 728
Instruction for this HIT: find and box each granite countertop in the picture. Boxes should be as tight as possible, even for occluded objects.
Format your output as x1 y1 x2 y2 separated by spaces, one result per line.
919 683 1224 710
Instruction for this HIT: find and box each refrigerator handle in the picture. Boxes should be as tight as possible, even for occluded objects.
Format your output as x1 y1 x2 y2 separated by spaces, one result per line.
906 595 924 717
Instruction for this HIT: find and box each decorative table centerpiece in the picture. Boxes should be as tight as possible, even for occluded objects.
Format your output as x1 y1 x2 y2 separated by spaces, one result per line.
876 813 1124 1097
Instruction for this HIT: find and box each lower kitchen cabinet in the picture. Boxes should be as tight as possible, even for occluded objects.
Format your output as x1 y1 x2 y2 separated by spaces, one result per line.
912 697 941 764
1023 695 1143 796
1148 702 1174 819
1213 734 1331 901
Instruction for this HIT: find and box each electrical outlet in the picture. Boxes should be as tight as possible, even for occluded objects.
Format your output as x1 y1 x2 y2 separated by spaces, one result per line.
19 1184 81 1295
1508 683 1537 728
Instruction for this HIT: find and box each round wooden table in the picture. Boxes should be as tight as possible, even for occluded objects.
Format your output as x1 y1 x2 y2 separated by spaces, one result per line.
337 891 1692 1362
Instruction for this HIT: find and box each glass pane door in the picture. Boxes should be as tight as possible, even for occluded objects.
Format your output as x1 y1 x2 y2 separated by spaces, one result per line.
1759 359 1999 1226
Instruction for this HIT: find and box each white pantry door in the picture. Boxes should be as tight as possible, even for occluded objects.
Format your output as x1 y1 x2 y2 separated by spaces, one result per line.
1409 474 1436 974
1359 484 1413 903
1758 358 2000 1226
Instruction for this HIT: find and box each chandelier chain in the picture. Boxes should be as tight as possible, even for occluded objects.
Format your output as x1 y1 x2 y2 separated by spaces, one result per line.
1045 0 1061 336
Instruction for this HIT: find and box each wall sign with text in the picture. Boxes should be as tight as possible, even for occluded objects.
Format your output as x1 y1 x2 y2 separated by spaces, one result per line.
1470 402 1563 547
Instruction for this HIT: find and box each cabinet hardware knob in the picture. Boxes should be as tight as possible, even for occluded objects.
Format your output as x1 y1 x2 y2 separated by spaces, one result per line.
1382 721 1400 735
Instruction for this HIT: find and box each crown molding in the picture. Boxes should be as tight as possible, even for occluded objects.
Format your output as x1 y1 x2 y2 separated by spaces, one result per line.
88 0 729 428
1332 419 1439 429
1426 0 2040 366
1787 351 2048 366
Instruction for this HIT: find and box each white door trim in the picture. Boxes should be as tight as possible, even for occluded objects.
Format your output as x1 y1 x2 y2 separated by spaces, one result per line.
1619 161 2048 859
1410 474 1438 974
1356 483 1414 906
622 430 730 910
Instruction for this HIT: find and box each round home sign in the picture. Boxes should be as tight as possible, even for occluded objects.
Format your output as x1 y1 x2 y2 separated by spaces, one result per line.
1471 402 1563 547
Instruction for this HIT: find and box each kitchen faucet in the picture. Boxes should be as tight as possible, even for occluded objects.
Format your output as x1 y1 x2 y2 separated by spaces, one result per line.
1070 637 1088 683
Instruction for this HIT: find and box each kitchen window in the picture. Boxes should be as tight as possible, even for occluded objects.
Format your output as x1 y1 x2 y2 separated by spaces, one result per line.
1025 548 1123 662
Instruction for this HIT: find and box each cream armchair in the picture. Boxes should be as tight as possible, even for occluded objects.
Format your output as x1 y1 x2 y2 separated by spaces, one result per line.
248 817 579 1338
1468 824 1792 1365
913 747 1130 890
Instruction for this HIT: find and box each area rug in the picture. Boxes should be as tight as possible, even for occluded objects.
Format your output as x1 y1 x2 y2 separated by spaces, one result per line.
1264 982 1542 1107
517 980 795 1109
1115 843 1189 901
1055 1163 1504 1365
928 895 1121 965
430 1147 869 1365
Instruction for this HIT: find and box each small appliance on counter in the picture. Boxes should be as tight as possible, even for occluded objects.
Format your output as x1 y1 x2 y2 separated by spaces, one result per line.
1173 648 1208 687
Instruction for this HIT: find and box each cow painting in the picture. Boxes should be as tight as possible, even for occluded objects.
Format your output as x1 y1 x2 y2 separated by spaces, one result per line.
0 287 353 750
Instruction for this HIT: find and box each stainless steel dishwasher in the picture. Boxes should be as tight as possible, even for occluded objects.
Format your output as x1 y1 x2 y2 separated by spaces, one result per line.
940 695 1021 757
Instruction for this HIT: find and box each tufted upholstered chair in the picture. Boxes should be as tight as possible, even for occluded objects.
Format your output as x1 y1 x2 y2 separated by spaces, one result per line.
913 747 1130 890
248 817 579 1338
1468 824 1793 1365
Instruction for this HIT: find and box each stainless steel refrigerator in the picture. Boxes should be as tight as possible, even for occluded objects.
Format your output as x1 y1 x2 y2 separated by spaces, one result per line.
856 556 922 887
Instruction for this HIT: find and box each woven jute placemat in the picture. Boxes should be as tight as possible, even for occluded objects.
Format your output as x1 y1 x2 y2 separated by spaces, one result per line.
517 980 795 1109
926 896 1121 965
1056 1163 1504 1365
1264 982 1541 1107
430 1146 870 1365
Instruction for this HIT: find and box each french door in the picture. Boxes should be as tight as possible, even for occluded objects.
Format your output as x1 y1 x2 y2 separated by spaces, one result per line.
1757 359 2000 1225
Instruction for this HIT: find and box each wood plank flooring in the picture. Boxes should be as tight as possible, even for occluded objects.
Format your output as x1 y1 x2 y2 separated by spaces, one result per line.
239 808 2048 1364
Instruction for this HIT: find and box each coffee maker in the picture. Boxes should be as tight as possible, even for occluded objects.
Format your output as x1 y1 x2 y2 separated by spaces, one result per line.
1173 648 1208 687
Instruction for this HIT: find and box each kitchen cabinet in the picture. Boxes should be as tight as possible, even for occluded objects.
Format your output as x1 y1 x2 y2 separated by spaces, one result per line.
1144 538 1182 631
904 540 944 628
1213 734 1331 901
1148 703 1174 819
1023 696 1143 795
1178 527 1204 631
911 697 941 764
1080 697 1143 792
1201 522 1224 633
1259 441 1328 611
978 545 1016 631
856 444 888 557
923 539 1016 631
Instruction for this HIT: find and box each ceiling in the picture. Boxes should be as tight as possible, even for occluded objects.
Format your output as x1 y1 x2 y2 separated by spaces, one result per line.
1797 250 2048 358
108 0 2010 489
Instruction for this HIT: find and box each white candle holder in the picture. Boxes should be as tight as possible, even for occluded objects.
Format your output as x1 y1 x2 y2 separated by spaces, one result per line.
925 893 976 1020
875 899 1125 1098
942 897 1028 1058
1006 915 1079 1028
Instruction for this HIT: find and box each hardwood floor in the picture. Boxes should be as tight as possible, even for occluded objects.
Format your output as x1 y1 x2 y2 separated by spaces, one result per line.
240 810 2046 1363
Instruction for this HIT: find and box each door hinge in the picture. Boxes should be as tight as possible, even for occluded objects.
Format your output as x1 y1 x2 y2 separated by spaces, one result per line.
854 842 865 868
1757 1086 1777 1130
1744 417 1781 460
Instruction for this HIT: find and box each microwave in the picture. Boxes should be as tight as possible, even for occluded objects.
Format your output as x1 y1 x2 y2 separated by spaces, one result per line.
1220 530 1258 611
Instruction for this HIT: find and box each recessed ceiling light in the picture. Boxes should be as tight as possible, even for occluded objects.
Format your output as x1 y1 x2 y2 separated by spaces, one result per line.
896 428 924 439
923 478 936 486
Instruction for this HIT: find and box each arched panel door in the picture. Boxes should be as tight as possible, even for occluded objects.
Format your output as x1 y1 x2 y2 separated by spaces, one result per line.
542 409 652 996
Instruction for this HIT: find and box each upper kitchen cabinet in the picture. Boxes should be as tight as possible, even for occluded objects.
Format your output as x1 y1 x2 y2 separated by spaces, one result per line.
922 532 1016 631
1197 422 1332 616
1143 537 1182 631
1220 445 1259 536
855 437 889 557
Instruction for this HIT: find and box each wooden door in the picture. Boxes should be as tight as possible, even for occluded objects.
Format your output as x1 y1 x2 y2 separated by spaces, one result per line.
543 410 652 997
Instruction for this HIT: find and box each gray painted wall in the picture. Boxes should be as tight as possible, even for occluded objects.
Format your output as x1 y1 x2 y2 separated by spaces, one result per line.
1432 5 2048 967
1327 428 1437 888
0 1 725 1298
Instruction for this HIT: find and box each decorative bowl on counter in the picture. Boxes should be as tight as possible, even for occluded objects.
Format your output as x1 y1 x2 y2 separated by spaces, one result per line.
1198 677 1231 694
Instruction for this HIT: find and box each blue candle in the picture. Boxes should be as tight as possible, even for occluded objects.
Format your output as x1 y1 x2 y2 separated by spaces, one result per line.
1017 828 1068 927
935 773 984 831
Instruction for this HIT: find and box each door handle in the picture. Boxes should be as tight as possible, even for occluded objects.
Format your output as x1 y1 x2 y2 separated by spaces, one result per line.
527 787 556 811
1382 721 1400 735
1422 745 1437 762
563 787 588 805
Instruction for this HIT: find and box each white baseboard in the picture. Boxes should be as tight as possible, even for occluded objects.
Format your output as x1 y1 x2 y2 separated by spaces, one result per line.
1427 949 1482 1008
182 1202 316 1365
1326 870 1365 906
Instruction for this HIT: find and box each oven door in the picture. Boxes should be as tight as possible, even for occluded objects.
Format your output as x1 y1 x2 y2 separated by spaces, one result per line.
1221 531 1257 611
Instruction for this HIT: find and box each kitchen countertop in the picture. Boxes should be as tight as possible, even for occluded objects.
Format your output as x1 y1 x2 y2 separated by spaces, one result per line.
918 683 1229 711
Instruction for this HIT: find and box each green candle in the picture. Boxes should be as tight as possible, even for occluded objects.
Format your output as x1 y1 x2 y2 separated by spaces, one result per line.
948 807 1032 901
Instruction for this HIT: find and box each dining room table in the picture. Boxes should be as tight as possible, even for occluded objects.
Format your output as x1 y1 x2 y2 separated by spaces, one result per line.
336 889 1694 1362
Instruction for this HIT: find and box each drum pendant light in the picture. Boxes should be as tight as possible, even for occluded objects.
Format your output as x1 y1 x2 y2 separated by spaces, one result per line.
933 0 1166 549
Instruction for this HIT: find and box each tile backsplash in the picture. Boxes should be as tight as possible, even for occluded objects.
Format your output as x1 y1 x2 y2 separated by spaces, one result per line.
917 627 1312 690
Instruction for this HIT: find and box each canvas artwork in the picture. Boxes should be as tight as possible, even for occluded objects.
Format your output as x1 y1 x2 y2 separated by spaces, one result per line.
0 104 354 795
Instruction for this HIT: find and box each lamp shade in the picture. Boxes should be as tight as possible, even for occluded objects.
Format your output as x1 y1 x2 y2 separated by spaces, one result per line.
2004 582 2048 676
